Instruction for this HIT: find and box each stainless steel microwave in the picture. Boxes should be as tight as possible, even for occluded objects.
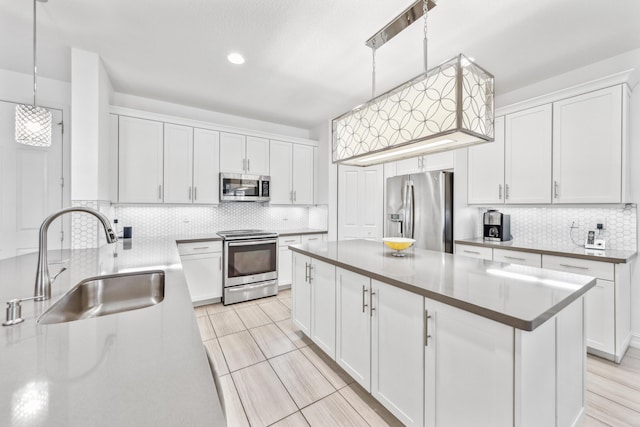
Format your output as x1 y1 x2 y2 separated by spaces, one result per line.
220 173 270 202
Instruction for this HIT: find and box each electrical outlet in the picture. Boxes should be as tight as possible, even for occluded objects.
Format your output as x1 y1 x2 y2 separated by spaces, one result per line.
596 218 605 230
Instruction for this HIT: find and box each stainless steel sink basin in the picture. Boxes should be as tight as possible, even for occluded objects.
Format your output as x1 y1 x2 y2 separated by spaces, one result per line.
38 270 165 325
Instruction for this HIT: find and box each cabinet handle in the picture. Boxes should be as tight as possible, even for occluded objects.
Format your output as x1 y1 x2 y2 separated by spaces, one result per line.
554 181 559 199
158 185 162 200
188 186 192 201
504 256 526 261
463 250 481 255
505 184 510 200
194 187 197 201
304 262 309 282
192 246 210 251
424 310 432 347
370 289 376 317
219 257 222 270
307 238 318 241
247 158 251 171
284 239 297 243
498 184 503 200
559 264 589 271
362 285 368 313
308 264 314 283
243 158 247 171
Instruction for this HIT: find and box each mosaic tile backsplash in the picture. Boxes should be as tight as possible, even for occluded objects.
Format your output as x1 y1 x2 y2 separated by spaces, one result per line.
473 205 637 251
71 202 328 249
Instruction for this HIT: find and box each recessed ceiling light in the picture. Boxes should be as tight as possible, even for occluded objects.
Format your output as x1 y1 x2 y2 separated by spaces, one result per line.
227 53 245 65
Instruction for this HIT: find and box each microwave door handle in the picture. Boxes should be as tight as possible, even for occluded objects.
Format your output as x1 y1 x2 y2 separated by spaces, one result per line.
227 239 277 247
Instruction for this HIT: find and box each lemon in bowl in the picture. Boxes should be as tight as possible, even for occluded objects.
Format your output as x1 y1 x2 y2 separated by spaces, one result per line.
382 238 416 257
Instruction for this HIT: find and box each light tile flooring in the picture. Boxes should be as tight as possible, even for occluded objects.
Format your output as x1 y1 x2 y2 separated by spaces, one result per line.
196 291 640 427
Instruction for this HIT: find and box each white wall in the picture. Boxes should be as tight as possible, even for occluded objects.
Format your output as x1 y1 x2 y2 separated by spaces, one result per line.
112 92 311 141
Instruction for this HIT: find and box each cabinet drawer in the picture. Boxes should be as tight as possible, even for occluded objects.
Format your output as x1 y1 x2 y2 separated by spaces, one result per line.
279 235 301 247
178 241 222 256
542 255 614 281
493 249 541 267
302 234 324 244
455 244 493 260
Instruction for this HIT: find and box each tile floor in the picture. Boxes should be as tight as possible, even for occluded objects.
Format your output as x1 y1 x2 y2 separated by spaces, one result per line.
196 290 640 427
195 289 403 427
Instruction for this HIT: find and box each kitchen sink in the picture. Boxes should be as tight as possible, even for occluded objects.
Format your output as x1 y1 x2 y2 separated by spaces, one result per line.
38 270 165 325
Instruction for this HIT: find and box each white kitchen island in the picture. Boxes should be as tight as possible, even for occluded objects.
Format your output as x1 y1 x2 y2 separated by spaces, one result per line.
290 239 596 427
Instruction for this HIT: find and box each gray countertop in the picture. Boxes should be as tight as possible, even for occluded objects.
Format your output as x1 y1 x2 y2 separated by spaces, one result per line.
455 237 636 263
290 239 596 331
0 238 225 427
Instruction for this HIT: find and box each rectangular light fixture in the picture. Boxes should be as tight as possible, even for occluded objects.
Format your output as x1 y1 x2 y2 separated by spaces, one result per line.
332 54 495 166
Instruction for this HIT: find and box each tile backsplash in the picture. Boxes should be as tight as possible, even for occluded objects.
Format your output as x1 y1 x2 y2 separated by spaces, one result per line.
71 202 329 249
473 205 637 251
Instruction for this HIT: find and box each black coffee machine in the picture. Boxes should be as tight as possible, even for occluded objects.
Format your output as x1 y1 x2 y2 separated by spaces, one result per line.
483 210 511 241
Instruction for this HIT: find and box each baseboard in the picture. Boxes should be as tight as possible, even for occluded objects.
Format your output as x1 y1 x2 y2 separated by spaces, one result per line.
630 333 640 349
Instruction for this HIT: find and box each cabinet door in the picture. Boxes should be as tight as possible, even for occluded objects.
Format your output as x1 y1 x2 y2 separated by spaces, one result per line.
396 157 422 175
505 105 552 203
301 234 323 245
219 132 246 173
585 279 615 354
493 248 541 268
371 280 424 426
310 260 336 358
455 244 493 260
163 123 194 204
269 140 293 204
193 128 219 204
292 252 311 335
338 164 383 240
336 268 371 390
552 86 623 203
181 252 223 303
278 246 293 287
118 116 164 203
292 144 314 205
425 297 513 427
246 136 270 175
424 151 454 172
468 116 505 204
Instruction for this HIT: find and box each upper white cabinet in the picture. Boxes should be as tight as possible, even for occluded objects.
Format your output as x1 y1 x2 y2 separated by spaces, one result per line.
219 132 269 175
119 116 164 203
163 124 193 203
552 85 625 203
468 116 505 204
192 128 220 204
338 164 383 239
395 151 454 176
270 141 315 205
505 104 552 203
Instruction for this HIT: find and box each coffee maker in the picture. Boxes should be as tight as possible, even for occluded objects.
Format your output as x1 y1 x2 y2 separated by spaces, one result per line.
483 210 511 241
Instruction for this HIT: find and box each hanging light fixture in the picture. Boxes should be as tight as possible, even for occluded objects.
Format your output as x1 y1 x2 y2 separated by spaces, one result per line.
15 0 52 147
332 0 494 166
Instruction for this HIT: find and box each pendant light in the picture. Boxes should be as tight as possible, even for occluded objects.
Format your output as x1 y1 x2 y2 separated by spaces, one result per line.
332 0 495 166
15 0 52 148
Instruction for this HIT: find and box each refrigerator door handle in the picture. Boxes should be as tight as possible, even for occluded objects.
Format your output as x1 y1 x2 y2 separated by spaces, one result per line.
404 180 415 239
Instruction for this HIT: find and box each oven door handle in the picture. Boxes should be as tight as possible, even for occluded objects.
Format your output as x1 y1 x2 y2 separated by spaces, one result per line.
227 239 277 247
227 281 276 292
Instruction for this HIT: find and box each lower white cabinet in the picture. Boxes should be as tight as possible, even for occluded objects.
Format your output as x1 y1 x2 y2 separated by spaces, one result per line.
278 236 301 287
292 252 336 355
455 243 493 260
178 241 223 305
584 279 615 352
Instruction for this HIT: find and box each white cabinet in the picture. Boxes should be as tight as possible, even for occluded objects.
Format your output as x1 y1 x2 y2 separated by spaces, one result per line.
278 235 301 287
192 128 220 204
584 279 615 353
468 116 505 204
178 241 223 305
504 104 552 203
301 234 324 244
395 151 454 176
292 252 336 356
371 279 424 426
338 164 383 239
493 248 541 268
552 85 625 203
270 141 314 204
118 116 164 203
219 132 269 175
424 297 514 427
163 124 193 203
455 244 493 260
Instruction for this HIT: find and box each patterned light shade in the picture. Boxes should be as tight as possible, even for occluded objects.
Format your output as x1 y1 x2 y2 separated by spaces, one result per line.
332 54 494 166
15 104 52 147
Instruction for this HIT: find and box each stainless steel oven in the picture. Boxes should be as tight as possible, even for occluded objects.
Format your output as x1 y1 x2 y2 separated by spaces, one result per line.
217 230 278 305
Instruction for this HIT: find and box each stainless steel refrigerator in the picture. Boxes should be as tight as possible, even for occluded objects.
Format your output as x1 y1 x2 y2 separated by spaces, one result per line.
385 171 453 253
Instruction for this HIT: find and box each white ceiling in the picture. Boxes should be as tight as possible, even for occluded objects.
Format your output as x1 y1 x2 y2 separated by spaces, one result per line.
1 0 639 130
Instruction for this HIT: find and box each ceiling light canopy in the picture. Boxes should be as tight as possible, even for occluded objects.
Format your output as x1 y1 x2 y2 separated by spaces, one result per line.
227 52 245 65
15 0 52 147
332 0 494 166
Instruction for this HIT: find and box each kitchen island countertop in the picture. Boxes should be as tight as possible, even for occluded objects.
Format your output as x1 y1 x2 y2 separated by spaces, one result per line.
290 239 596 331
0 238 224 427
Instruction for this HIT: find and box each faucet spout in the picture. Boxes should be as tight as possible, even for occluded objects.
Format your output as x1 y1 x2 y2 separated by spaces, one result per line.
34 207 118 301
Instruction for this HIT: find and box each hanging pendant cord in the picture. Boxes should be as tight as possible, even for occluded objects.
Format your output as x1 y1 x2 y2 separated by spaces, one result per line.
32 0 37 107
371 39 377 98
423 0 428 72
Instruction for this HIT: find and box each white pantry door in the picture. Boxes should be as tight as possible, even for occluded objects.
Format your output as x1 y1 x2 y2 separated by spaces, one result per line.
0 100 65 259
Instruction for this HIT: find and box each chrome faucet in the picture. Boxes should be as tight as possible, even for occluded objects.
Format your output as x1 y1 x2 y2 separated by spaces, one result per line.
34 207 118 301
